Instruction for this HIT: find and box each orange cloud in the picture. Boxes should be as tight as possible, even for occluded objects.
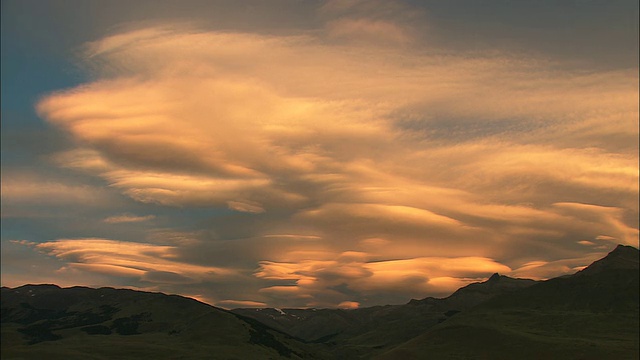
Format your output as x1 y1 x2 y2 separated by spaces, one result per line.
104 214 155 223
552 203 639 246
337 300 360 309
36 27 638 219
26 22 638 306
33 239 238 284
509 252 607 280
255 254 511 306
216 299 268 309
227 200 265 214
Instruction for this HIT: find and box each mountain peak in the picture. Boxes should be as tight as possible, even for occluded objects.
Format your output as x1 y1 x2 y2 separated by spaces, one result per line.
578 244 639 275
610 244 639 257
487 273 501 282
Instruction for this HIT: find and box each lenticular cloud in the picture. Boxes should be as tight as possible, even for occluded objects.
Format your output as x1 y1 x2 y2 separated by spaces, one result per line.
35 25 639 307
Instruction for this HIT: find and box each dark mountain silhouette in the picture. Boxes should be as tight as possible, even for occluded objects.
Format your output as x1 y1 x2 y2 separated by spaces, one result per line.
376 245 639 359
1 285 326 359
233 273 537 357
408 272 538 310
577 244 639 275
2 245 638 359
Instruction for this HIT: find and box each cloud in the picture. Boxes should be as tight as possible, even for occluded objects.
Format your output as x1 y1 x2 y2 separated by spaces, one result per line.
577 240 596 246
216 299 268 309
23 10 639 307
262 234 322 240
104 214 155 223
227 200 265 214
551 202 639 246
509 252 607 280
325 18 411 44
1 173 111 210
29 239 238 285
0 171 119 223
319 0 426 47
254 253 512 306
337 300 360 309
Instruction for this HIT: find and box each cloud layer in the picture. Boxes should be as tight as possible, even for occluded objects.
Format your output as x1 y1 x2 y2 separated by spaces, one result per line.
5 1 639 308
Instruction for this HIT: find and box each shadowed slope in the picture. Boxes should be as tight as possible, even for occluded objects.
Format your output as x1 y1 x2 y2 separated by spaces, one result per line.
233 274 537 358
1 285 326 360
376 245 640 360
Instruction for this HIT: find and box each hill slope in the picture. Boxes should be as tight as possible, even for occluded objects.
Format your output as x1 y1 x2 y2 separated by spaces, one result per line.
233 274 537 358
376 245 640 360
1 285 326 360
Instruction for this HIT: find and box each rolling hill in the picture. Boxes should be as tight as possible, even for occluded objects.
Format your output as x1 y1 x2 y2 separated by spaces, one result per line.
1 285 326 359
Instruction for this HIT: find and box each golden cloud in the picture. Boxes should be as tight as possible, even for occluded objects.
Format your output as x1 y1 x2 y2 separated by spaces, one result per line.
33 239 238 284
337 300 360 309
255 254 512 306
104 214 155 223
216 299 268 309
29 22 639 306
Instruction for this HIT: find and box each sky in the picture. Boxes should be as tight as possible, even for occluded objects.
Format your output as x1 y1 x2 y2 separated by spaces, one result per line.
1 0 638 309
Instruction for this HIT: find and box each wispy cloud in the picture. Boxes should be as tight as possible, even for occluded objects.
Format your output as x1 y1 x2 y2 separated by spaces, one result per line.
255 252 512 306
1 174 110 208
216 299 268 309
104 214 155 224
31 239 239 284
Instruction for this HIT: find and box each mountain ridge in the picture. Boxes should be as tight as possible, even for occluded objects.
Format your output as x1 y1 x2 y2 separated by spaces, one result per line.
1 284 327 359
375 245 639 359
2 245 638 359
576 244 639 275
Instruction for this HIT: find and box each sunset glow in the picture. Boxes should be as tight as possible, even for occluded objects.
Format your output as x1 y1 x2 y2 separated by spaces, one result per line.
2 0 638 308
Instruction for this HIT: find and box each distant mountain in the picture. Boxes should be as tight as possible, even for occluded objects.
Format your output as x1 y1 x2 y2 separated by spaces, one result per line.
376 245 640 360
233 273 537 358
3 245 638 359
481 244 639 312
577 244 639 275
1 285 326 359
408 273 538 310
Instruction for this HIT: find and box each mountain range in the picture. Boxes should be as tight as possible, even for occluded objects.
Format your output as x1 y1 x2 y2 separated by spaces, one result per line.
2 245 638 359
